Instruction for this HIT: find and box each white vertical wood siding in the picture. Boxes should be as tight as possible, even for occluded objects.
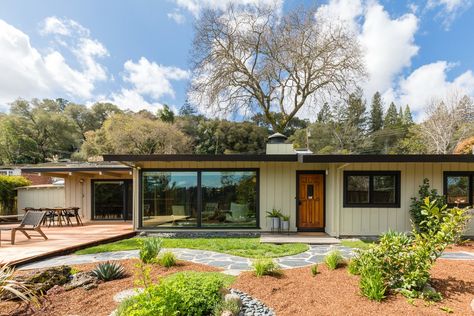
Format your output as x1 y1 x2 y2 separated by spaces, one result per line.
17 185 65 214
138 161 474 236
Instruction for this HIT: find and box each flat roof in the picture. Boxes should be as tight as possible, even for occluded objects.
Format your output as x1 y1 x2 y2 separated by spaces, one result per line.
21 162 132 173
102 154 474 163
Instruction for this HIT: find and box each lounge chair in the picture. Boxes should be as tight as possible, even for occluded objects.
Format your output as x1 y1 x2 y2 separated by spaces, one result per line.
0 210 48 245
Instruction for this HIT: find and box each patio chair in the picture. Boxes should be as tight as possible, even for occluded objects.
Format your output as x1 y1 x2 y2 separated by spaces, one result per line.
0 210 48 245
63 207 83 226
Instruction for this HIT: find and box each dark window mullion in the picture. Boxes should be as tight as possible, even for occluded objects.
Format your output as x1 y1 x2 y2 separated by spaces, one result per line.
197 171 202 228
368 175 374 204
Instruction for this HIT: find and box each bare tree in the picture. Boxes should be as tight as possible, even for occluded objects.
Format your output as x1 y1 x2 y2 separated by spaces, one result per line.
189 5 366 132
420 92 474 154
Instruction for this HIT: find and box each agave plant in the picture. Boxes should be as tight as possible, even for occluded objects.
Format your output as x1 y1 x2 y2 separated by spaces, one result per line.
0 264 36 303
91 261 125 281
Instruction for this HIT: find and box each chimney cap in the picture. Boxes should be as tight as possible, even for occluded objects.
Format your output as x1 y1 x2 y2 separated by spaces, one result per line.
267 132 288 144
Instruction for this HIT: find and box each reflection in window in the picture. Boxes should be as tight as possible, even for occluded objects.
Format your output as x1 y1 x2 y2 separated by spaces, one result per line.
142 172 197 228
201 171 257 227
344 171 400 207
373 175 396 204
446 176 470 205
347 176 369 204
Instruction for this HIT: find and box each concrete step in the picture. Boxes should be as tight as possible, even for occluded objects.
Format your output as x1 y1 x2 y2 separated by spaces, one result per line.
260 233 341 245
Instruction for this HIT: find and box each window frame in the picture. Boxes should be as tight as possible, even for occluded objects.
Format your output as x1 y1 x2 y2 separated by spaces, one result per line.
443 171 474 207
343 171 401 208
139 168 260 229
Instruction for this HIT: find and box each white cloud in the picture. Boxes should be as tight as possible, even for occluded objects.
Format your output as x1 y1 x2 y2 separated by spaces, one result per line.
397 61 474 120
0 18 108 110
106 88 163 112
426 0 472 29
123 57 189 100
172 0 282 17
168 12 186 24
360 3 419 99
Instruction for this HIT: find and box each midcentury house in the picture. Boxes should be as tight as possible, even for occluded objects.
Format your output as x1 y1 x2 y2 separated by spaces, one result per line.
21 134 474 237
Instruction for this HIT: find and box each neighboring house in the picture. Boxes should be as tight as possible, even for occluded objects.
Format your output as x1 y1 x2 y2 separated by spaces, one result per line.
0 167 21 176
21 134 474 237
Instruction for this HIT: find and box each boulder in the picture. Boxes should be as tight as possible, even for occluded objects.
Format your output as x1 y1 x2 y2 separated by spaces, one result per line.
224 293 243 309
65 272 100 291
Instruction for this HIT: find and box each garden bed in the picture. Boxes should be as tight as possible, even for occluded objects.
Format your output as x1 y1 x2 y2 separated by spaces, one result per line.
1 258 473 315
0 260 221 316
233 260 474 316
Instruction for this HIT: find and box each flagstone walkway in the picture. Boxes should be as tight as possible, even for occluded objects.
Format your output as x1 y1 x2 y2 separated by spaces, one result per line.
19 245 474 273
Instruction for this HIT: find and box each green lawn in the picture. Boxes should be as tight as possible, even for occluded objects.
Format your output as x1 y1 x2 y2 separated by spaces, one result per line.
340 239 375 250
76 237 309 258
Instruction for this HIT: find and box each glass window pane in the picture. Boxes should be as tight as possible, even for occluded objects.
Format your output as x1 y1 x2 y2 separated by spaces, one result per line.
93 181 125 220
201 171 257 228
347 176 369 204
142 171 197 228
373 175 396 204
447 176 470 205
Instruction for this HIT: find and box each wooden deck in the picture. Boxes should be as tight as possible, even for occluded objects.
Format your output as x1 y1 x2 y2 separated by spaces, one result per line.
0 222 134 266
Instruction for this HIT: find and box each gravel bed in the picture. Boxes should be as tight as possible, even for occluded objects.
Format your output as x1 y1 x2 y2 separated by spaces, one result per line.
230 288 275 316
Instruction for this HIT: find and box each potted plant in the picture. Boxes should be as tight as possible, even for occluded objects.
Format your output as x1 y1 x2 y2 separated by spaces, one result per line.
280 214 290 231
266 209 282 230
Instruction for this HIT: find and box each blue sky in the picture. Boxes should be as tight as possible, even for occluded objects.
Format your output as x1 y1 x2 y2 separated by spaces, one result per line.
0 0 473 121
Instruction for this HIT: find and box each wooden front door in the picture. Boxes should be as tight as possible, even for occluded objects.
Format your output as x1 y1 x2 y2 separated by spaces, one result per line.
298 173 324 230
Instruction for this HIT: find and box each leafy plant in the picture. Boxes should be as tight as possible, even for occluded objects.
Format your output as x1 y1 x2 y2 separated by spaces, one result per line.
70 267 80 275
310 264 319 276
0 175 31 213
347 259 359 275
139 237 162 264
0 264 36 303
439 306 454 313
252 259 281 277
266 209 282 218
158 251 177 268
280 214 290 221
350 198 470 301
212 299 241 316
324 250 343 270
91 261 125 281
118 272 232 316
359 266 386 301
410 178 446 233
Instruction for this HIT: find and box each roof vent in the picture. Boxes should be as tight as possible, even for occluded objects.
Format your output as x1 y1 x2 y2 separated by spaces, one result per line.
267 132 288 144
266 133 295 155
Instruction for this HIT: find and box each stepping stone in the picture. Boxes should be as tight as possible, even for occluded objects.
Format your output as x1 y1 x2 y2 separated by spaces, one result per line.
113 288 144 303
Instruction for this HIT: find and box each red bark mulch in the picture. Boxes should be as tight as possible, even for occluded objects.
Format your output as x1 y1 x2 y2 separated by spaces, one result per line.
232 260 474 316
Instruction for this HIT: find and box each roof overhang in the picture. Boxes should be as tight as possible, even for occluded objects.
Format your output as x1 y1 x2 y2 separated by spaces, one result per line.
102 154 474 164
103 154 298 162
21 165 132 178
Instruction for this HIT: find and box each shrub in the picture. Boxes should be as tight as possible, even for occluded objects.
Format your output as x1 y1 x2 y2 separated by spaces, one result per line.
324 250 343 270
359 266 386 301
139 237 162 264
0 175 30 214
252 259 280 277
347 259 359 275
118 272 229 316
91 261 125 281
351 198 470 301
212 300 241 316
410 179 446 233
0 264 36 303
310 264 318 276
158 251 177 268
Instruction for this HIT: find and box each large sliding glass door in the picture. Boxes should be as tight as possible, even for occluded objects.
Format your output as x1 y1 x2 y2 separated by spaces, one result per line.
92 180 132 220
141 170 258 228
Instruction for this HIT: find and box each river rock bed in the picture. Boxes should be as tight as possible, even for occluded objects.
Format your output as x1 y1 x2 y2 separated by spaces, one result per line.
230 288 275 316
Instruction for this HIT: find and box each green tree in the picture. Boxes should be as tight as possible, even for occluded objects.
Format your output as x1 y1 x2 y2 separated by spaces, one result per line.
384 102 399 128
369 92 384 133
79 113 191 158
158 104 175 123
402 105 414 126
317 103 332 123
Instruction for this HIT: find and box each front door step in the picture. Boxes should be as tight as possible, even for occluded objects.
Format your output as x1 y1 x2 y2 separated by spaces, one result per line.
260 233 341 245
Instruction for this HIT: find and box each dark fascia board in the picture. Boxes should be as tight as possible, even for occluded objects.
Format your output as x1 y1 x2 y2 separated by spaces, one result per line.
21 166 132 173
102 154 298 162
302 154 474 163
